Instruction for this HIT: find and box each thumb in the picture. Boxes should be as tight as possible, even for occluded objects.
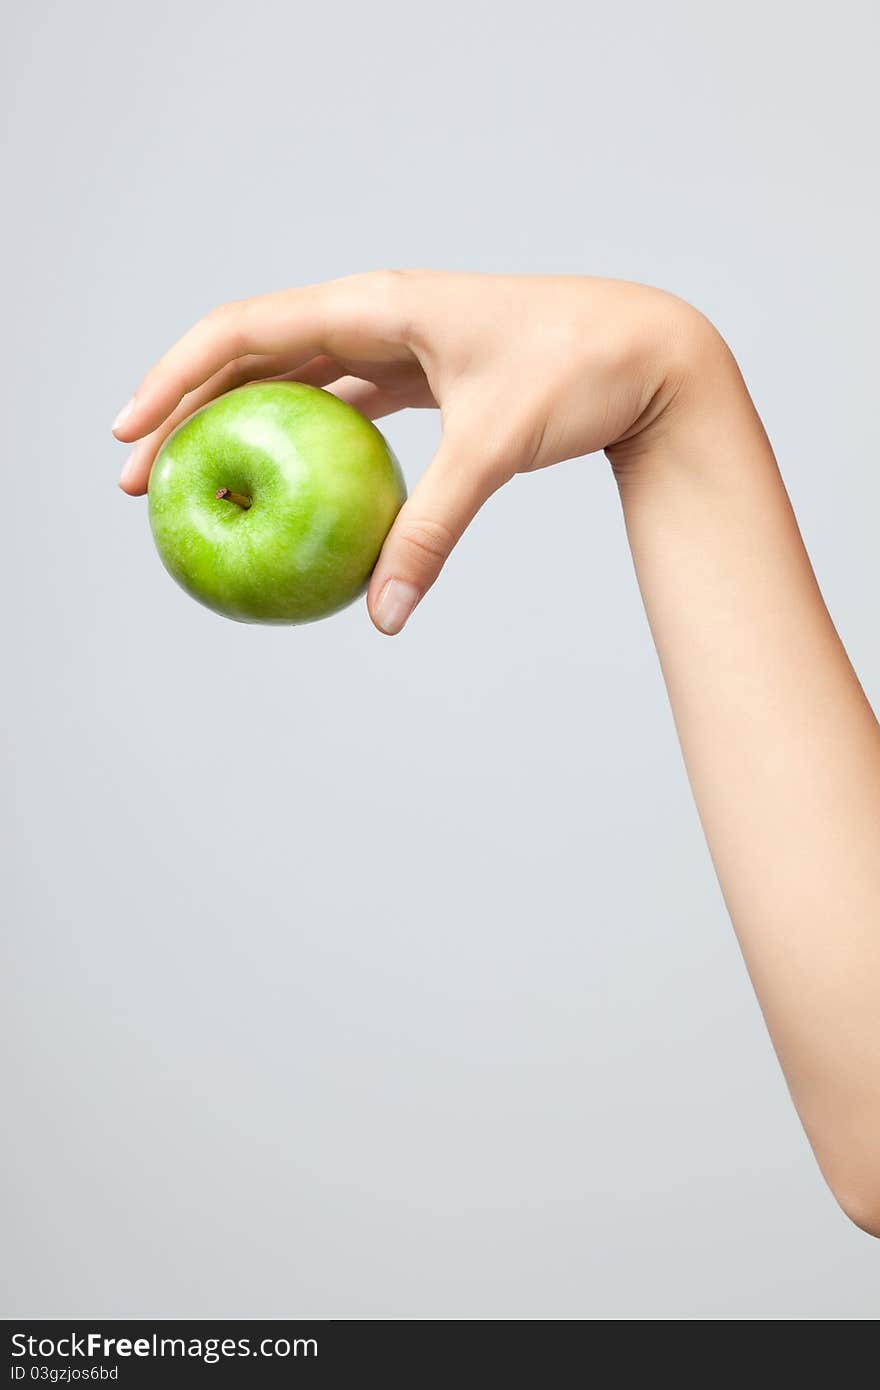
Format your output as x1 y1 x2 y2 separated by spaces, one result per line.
368 428 505 636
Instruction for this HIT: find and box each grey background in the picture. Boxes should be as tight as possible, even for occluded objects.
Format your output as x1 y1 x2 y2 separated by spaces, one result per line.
2 0 878 1320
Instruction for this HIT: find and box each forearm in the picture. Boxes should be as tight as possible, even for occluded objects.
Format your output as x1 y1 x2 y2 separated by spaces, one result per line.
612 321 880 1232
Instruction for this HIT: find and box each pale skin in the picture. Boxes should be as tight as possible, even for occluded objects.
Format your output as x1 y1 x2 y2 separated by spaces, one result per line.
114 270 880 1234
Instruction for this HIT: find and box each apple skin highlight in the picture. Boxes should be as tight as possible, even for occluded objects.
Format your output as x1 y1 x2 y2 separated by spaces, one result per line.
147 382 406 624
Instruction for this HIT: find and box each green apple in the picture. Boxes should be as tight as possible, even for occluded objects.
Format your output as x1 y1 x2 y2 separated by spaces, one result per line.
147 382 406 623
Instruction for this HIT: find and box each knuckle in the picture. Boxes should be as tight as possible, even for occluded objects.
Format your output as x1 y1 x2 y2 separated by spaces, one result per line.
395 515 456 570
205 299 240 325
208 297 243 318
221 354 259 389
204 298 249 353
369 267 412 297
361 268 416 334
320 269 418 346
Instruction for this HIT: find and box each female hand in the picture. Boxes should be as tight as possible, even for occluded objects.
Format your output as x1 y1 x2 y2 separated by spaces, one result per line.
113 270 703 633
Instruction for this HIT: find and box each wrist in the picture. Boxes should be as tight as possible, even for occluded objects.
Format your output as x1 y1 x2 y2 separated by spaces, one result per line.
607 292 762 476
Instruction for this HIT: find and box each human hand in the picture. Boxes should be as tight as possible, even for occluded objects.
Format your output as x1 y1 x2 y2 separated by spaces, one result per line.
113 270 706 633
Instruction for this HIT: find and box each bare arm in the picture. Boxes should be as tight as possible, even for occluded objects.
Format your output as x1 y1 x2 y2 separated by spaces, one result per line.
114 271 880 1230
611 327 880 1233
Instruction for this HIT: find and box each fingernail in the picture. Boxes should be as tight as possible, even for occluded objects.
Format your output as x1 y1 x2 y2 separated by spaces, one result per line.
118 451 140 490
374 579 420 635
112 397 135 433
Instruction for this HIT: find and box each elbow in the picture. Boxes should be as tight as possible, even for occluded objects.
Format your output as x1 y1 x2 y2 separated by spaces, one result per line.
813 1136 880 1236
830 1185 880 1239
837 1197 880 1239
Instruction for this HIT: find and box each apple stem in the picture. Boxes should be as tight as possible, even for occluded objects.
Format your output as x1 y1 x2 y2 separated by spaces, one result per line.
216 487 252 510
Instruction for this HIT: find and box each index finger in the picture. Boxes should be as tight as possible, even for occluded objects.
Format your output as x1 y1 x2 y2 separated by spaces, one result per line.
111 285 331 442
